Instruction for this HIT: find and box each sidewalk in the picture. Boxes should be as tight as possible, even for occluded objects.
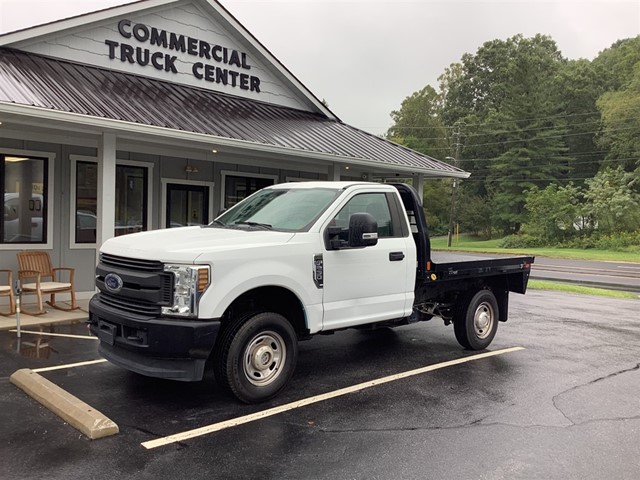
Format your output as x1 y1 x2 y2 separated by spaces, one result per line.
0 299 89 331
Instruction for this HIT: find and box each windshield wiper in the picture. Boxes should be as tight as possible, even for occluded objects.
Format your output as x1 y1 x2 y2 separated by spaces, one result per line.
234 221 273 230
206 220 227 228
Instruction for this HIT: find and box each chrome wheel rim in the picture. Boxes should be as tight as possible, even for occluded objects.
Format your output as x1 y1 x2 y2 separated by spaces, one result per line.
473 302 495 339
243 330 286 386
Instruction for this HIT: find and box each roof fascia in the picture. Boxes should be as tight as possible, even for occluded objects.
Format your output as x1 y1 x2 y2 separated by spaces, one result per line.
0 102 469 178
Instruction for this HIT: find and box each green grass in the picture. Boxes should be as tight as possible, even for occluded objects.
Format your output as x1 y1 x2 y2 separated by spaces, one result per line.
431 234 640 263
528 280 638 299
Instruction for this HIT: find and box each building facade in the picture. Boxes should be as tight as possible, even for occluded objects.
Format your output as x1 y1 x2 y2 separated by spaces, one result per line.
0 0 467 299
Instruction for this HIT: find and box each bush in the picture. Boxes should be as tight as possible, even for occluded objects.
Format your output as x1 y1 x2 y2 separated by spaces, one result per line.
499 234 541 248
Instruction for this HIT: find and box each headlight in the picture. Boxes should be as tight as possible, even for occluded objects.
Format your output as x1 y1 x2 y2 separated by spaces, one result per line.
162 264 210 317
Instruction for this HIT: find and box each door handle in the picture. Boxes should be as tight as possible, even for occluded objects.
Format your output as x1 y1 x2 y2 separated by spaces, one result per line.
389 251 405 261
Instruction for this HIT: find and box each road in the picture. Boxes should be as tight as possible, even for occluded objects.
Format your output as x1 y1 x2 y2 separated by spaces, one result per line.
530 256 640 292
1 290 638 479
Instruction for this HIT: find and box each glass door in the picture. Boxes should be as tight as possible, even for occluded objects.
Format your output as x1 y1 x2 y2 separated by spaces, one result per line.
166 183 210 228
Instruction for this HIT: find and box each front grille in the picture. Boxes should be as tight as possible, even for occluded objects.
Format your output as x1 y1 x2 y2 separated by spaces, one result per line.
99 292 161 316
97 254 174 316
101 253 163 272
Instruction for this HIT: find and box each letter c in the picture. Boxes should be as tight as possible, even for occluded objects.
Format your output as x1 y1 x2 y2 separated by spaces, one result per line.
118 19 132 38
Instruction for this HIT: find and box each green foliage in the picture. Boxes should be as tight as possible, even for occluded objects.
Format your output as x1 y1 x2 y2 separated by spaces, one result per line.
592 36 640 91
387 86 449 156
457 189 493 238
583 166 640 233
387 33 640 249
597 64 640 170
422 179 451 235
521 183 584 242
441 34 573 234
499 234 540 248
561 231 640 251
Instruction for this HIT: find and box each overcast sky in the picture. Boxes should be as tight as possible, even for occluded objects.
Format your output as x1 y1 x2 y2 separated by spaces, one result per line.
0 0 638 134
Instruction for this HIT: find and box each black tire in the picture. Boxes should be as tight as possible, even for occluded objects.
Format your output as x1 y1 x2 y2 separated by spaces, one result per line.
214 312 298 404
453 289 499 350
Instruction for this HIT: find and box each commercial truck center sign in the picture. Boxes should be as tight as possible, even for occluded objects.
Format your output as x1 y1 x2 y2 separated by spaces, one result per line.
105 19 261 92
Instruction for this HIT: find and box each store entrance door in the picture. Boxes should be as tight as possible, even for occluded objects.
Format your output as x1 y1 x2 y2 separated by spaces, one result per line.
165 183 210 228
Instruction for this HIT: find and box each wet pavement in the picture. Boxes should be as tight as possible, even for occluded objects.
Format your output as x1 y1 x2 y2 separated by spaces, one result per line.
1 290 639 479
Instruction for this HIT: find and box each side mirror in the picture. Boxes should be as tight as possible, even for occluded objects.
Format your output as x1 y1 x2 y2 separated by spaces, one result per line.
348 213 378 247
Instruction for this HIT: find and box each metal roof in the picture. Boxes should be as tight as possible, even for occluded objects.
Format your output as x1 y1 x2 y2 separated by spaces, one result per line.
0 48 465 176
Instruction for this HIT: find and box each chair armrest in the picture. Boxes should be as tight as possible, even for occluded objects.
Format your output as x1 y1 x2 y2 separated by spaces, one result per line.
0 269 13 284
52 267 75 283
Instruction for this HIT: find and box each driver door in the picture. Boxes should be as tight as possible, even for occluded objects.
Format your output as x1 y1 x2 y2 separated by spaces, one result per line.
321 192 412 330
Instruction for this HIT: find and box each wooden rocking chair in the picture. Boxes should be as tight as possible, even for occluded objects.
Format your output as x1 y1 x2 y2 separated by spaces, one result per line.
0 269 16 316
17 251 79 315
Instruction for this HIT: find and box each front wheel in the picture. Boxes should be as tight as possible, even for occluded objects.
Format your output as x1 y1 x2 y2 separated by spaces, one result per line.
453 289 499 350
214 312 298 404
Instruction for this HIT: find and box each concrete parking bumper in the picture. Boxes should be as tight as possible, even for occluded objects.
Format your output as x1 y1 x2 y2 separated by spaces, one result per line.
10 368 118 440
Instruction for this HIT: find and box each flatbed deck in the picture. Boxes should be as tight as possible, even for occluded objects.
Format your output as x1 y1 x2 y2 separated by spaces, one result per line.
427 251 534 294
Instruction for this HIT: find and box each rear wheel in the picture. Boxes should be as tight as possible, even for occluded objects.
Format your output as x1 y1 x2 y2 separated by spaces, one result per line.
214 312 298 404
453 289 498 350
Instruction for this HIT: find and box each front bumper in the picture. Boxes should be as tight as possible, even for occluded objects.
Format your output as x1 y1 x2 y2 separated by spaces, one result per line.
88 295 221 381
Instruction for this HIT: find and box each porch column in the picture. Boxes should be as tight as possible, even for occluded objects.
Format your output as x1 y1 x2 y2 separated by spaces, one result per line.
96 133 116 255
413 174 425 202
328 163 341 181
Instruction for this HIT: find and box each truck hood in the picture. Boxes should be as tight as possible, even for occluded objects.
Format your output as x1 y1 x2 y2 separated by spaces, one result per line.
100 226 296 263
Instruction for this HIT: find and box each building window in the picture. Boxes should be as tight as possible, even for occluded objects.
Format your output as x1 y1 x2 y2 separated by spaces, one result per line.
224 174 275 208
76 161 97 243
1 154 48 244
74 161 149 243
115 165 148 237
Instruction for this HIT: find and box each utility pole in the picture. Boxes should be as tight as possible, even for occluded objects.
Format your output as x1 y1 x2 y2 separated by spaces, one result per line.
446 125 463 247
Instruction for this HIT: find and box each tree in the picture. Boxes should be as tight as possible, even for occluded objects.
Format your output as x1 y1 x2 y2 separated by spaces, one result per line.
387 85 449 155
582 167 640 234
387 86 452 230
522 183 584 243
592 36 640 91
442 34 572 234
597 64 640 171
550 59 605 181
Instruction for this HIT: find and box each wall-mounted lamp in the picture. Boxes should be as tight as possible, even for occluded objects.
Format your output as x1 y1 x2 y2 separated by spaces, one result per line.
211 148 217 154
344 166 350 170
185 165 199 174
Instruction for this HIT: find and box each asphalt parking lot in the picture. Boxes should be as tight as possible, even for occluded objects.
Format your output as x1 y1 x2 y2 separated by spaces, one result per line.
1 290 639 480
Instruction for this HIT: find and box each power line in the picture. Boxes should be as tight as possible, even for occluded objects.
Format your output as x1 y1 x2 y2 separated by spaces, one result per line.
464 125 637 148
390 116 618 137
468 157 640 175
389 110 606 133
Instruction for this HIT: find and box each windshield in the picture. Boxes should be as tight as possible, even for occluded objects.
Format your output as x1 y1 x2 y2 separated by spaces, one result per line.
214 187 341 231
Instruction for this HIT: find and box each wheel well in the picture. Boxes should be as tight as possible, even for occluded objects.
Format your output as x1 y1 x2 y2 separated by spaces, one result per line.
437 280 509 323
221 286 308 336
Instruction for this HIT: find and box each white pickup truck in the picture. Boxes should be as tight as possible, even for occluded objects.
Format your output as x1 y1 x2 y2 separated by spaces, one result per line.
89 181 533 403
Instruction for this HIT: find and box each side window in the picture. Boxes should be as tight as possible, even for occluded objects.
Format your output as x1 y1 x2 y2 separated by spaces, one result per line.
332 193 394 238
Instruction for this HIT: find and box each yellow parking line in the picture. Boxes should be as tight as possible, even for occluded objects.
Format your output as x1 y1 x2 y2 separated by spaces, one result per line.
11 329 97 340
33 359 107 373
142 346 525 450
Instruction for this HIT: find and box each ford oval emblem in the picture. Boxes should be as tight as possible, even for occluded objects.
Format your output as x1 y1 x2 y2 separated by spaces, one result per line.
104 273 124 293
